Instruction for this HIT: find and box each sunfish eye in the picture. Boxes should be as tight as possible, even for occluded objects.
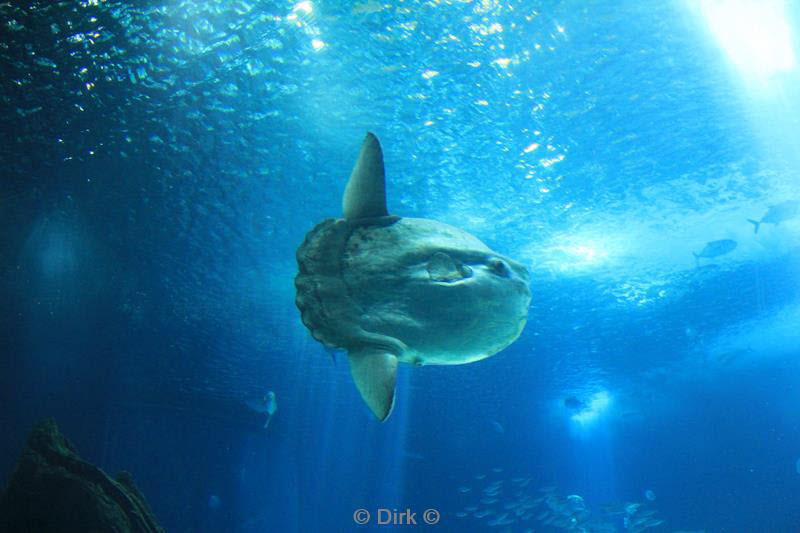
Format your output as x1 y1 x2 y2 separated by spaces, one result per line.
489 259 509 277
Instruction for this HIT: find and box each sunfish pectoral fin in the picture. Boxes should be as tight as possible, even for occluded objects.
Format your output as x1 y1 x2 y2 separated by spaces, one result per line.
348 349 397 421
427 251 469 282
343 133 389 220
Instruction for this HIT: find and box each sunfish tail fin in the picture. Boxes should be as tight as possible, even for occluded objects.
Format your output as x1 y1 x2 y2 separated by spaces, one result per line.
348 349 397 422
747 218 760 234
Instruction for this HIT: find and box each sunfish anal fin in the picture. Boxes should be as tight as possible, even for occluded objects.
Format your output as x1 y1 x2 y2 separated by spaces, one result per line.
348 349 397 421
343 132 389 220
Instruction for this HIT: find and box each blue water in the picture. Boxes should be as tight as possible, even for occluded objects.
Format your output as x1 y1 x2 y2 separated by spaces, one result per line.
2 1 800 532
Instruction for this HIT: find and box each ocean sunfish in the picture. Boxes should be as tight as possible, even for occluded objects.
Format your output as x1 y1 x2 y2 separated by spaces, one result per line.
748 200 798 234
295 133 531 421
246 391 277 429
692 239 736 267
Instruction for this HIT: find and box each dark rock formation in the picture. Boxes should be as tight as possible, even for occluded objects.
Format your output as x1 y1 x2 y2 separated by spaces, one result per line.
0 418 165 533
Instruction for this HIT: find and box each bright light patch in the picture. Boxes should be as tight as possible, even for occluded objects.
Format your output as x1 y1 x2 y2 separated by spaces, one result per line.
698 0 795 81
571 391 611 425
292 1 313 15
570 245 598 261
311 39 325 51
549 240 610 271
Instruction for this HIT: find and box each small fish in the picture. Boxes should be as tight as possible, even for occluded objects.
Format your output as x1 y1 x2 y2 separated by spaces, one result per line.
748 200 799 234
490 420 505 433
208 494 221 510
351 0 384 15
566 494 585 512
711 346 754 366
487 512 515 526
563 395 586 411
246 391 277 429
692 239 737 267
624 502 641 515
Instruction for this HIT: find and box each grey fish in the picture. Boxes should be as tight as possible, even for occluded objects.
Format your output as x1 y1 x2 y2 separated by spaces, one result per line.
295 133 531 421
245 391 277 429
748 200 799 234
692 239 737 267
709 346 754 366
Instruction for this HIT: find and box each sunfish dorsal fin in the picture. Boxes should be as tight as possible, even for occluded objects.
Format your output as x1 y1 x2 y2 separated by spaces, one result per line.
342 132 389 220
347 349 397 421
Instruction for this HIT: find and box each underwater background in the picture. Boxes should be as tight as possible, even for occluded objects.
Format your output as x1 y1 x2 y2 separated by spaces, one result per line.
2 1 800 531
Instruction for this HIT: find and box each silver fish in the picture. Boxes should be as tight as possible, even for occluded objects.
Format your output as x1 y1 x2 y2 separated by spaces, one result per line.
692 239 737 267
748 200 799 234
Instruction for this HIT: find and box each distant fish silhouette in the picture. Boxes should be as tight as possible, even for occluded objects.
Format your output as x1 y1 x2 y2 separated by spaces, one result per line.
710 346 754 366
692 239 737 267
490 420 505 434
747 200 798 234
245 391 277 429
563 395 586 411
208 494 221 511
